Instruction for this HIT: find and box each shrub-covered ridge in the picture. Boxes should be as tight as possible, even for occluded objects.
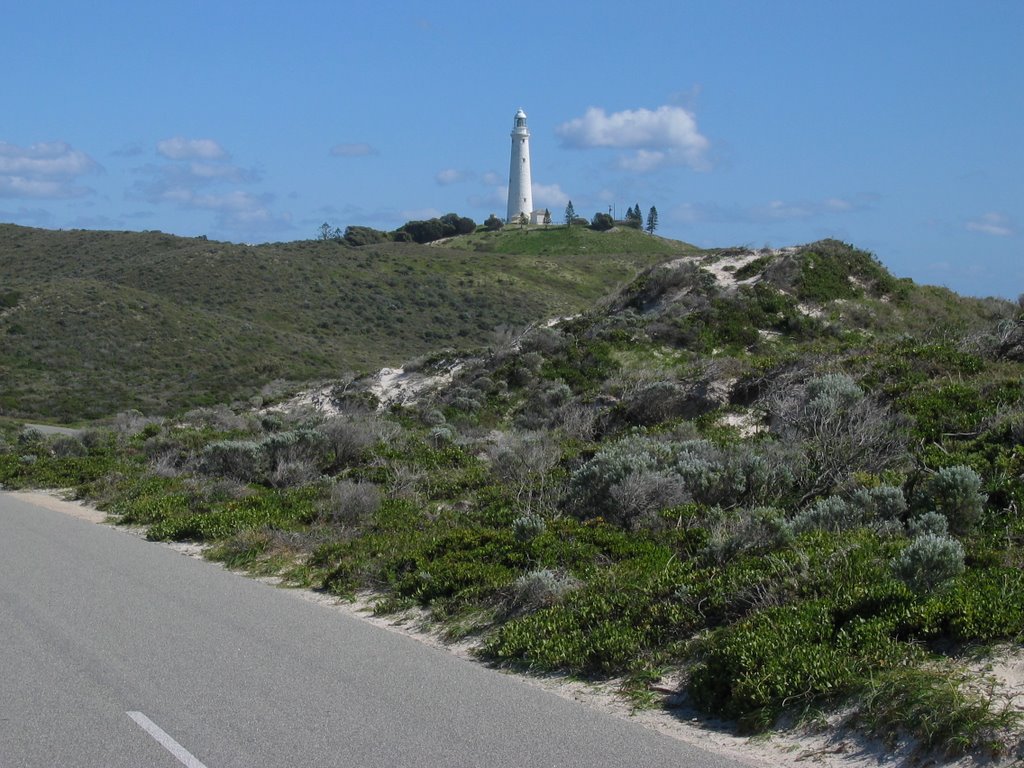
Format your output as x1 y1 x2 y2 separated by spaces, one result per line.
3 239 1024 760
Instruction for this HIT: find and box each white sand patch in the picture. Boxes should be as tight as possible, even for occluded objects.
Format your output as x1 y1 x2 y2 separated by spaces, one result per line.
701 251 767 289
264 361 464 419
7 490 107 523
971 646 1024 714
720 412 766 437
664 248 795 292
368 362 463 409
798 302 825 318
264 382 344 418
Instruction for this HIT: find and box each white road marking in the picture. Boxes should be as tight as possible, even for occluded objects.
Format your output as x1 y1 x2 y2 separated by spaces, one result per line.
127 711 209 768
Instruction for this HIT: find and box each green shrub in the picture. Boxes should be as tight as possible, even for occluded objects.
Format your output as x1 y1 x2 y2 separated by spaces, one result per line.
894 534 965 592
768 373 907 497
481 552 694 674
926 465 985 534
567 434 677 520
701 506 792 565
512 513 547 541
907 568 1024 642
506 568 580 612
689 600 856 722
857 666 1019 756
790 496 858 534
790 486 906 535
907 511 948 537
146 487 320 541
198 439 265 482
733 254 773 281
325 480 380 526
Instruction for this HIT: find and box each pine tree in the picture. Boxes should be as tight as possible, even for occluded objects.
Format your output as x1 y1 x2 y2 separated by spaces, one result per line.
564 200 576 226
646 205 659 234
626 205 635 221
518 212 529 229
543 209 551 226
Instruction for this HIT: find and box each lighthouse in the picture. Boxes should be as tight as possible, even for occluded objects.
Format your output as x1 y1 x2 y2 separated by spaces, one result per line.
506 109 533 223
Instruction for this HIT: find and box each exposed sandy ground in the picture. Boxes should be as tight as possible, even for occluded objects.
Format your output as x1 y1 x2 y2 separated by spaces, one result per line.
15 488 1024 767
9 490 107 523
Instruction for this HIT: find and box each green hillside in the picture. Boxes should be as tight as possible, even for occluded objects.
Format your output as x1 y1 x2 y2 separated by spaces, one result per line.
441 223 687 256
0 224 683 421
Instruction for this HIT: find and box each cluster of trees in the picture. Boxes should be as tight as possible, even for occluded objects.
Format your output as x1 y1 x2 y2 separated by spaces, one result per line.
395 213 476 244
632 204 658 234
316 213 478 246
562 201 659 234
317 201 660 243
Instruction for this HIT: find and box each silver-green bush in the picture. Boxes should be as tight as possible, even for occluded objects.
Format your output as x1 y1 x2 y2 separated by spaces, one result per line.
927 465 986 534
893 533 965 592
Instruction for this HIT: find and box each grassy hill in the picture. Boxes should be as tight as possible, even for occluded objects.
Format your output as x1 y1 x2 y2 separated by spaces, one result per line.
440 223 686 256
0 224 687 421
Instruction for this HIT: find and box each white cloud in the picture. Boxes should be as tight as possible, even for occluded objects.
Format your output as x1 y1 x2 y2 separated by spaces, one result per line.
467 187 506 210
617 150 668 173
130 140 286 233
398 207 442 221
0 141 98 198
330 142 377 158
758 200 815 220
824 197 855 212
533 182 569 208
556 105 710 171
132 142 259 205
671 195 870 225
157 137 226 160
481 171 502 186
186 161 256 183
966 212 1015 237
435 168 467 185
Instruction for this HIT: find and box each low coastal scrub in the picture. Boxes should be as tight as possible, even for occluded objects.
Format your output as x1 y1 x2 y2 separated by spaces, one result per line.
3 240 1023 760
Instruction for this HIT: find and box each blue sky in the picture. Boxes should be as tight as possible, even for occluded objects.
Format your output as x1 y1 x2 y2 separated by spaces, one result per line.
1 0 1020 297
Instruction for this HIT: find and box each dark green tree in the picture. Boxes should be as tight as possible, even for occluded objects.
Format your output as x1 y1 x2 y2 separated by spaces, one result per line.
564 200 576 225
543 209 551 226
343 225 389 246
591 212 614 231
399 218 446 244
518 212 529 229
484 214 503 231
440 212 476 236
646 206 659 234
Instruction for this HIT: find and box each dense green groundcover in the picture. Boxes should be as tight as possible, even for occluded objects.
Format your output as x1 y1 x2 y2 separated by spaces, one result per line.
3 240 1024 759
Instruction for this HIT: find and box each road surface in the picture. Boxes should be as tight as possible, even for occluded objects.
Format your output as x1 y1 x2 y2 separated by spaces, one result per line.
0 492 750 767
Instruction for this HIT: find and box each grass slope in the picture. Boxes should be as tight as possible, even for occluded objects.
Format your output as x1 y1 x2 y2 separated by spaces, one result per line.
442 224 689 257
0 224 678 421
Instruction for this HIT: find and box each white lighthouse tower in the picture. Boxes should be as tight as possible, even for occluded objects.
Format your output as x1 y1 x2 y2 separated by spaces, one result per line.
506 109 533 223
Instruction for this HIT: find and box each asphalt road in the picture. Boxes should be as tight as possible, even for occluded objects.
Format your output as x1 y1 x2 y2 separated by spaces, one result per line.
0 492 749 768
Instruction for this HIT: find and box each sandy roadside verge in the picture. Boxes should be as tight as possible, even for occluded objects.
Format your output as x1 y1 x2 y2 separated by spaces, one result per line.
6 489 107 524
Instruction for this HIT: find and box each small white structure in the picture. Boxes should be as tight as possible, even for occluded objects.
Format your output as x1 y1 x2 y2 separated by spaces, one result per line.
506 109 534 223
